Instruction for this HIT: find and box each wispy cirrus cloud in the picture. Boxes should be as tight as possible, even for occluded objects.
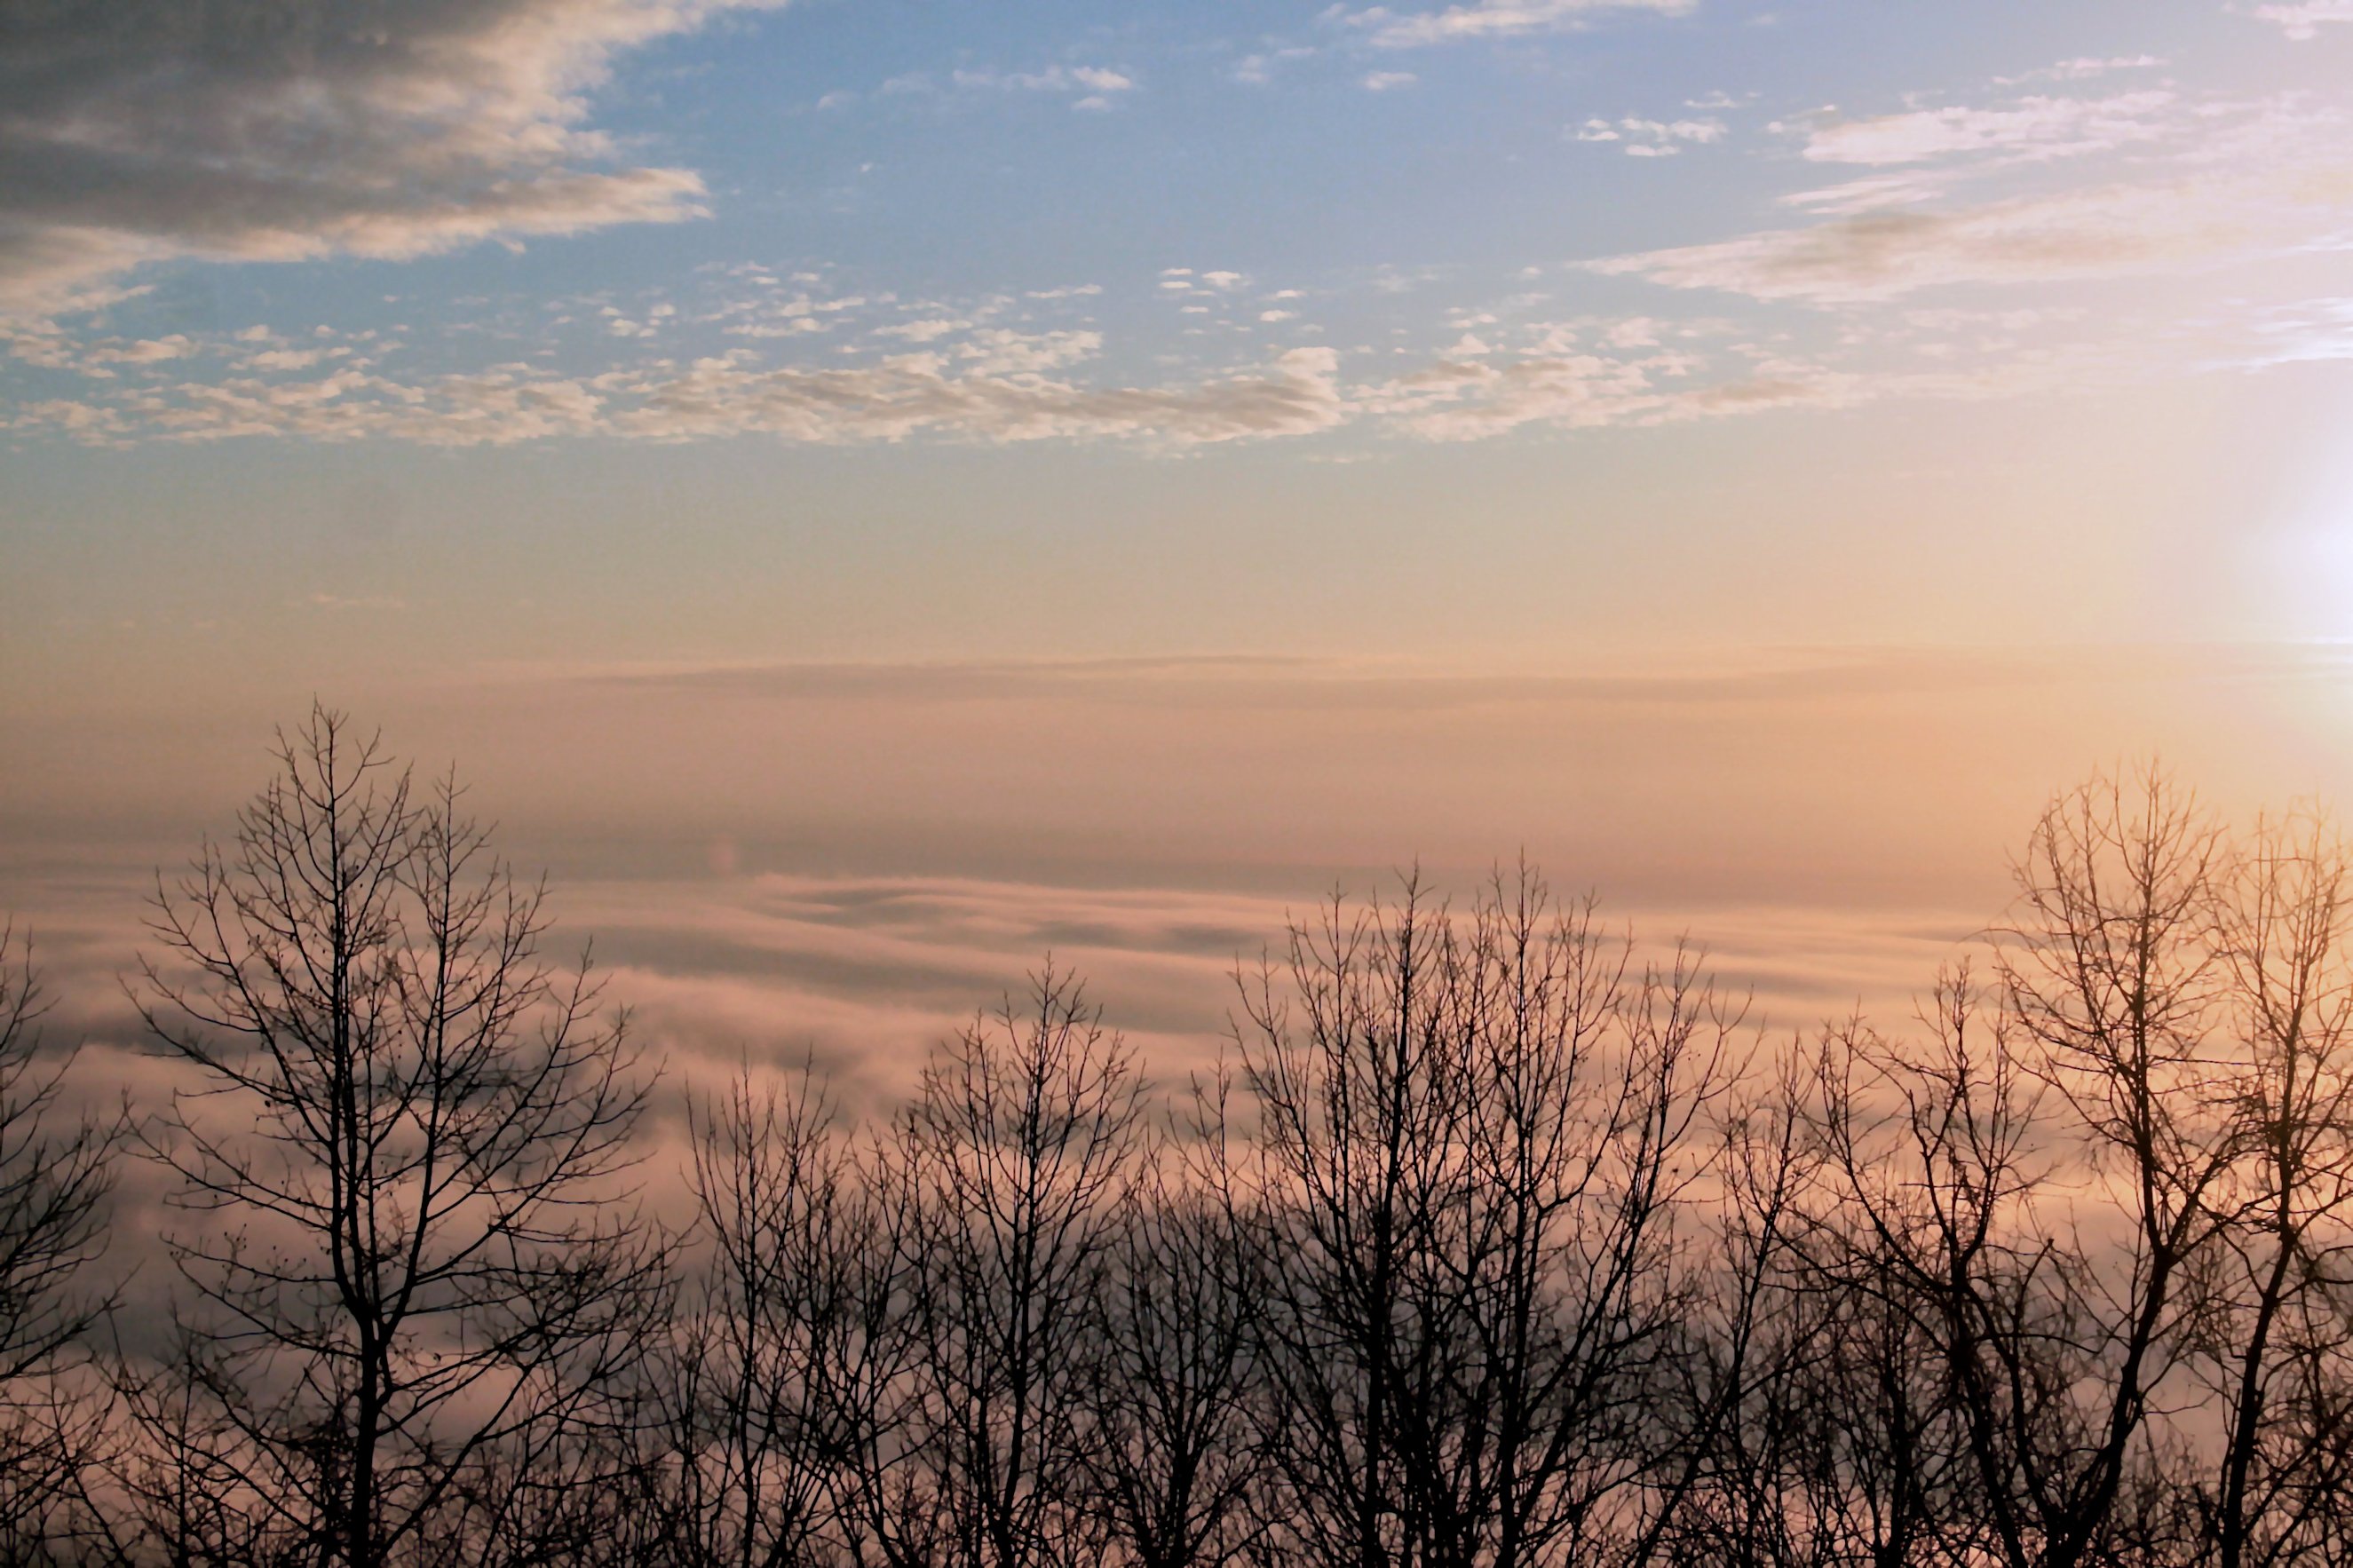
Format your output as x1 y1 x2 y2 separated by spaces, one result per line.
0 0 783 313
1588 186 2250 301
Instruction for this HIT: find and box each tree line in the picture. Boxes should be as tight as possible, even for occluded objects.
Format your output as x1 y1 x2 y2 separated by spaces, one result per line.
6 707 2353 1567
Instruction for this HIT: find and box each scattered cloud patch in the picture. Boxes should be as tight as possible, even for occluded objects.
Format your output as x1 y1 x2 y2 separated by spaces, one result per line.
1350 0 1694 48
2252 2 2353 38
875 318 973 343
1996 57 2167 84
1232 47 1319 85
243 348 333 372
889 63 1138 109
85 336 200 366
1796 91 2177 166
1576 116 1728 155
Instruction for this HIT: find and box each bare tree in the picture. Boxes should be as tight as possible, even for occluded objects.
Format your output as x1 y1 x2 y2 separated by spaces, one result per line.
1657 1054 1918 1568
1233 870 1742 1568
1772 771 2253 1568
117 705 668 1568
2177 805 2353 1568
1993 769 2238 1568
1076 1088 1267 1568
657 1061 910 1568
860 965 1145 1568
1783 977 2064 1568
0 924 123 1561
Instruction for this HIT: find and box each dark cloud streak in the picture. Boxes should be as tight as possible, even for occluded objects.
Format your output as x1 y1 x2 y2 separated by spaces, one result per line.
0 0 772 310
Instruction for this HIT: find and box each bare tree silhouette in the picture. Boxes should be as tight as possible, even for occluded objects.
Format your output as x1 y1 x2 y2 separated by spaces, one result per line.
1232 871 1745 1568
0 924 123 1562
115 705 668 1568
656 1061 910 1568
1076 1089 1268 1568
863 965 1145 1568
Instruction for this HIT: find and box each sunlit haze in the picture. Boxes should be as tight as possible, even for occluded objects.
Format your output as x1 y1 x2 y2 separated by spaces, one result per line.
7 0 2353 1095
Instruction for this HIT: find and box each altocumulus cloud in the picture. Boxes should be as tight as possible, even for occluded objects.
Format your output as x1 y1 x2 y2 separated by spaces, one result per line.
4 339 1356 447
0 0 780 312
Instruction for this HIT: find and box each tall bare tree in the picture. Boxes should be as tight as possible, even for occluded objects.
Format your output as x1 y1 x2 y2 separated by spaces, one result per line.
1776 771 2252 1568
1994 769 2237 1568
119 705 667 1568
2180 806 2353 1568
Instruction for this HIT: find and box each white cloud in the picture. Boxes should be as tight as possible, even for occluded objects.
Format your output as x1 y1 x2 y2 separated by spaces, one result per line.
1351 0 1693 48
1589 161 2349 301
1367 352 1850 439
86 335 200 365
1363 72 1419 91
1576 115 1727 155
1231 47 1319 85
2241 296 2353 367
1798 91 2177 167
1782 171 1954 216
875 318 972 343
953 328 1102 374
0 0 781 312
931 64 1139 105
2253 2 2353 38
1996 56 2166 84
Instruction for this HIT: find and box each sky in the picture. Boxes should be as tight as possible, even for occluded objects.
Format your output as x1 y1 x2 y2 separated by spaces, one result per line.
7 0 2353 1100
